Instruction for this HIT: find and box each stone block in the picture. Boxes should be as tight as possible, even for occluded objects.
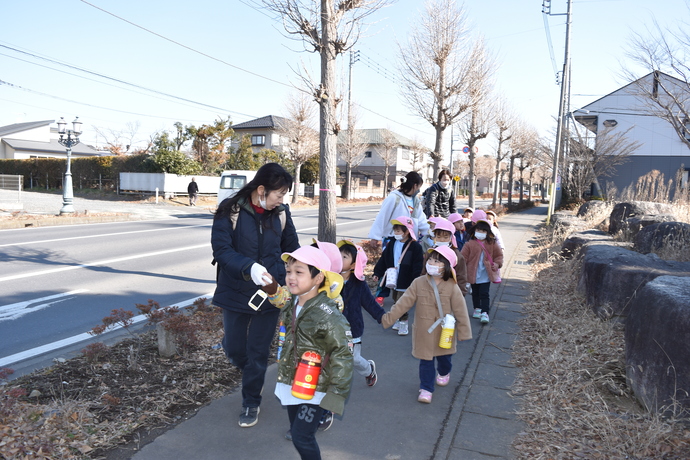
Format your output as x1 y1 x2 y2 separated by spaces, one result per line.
608 201 674 235
578 244 690 319
561 229 612 258
626 276 690 416
634 221 690 255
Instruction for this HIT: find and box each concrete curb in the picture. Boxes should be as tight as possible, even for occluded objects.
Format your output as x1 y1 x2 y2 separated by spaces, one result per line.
0 213 144 229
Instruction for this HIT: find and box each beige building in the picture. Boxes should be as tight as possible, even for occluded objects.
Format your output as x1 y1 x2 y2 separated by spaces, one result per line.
0 120 100 159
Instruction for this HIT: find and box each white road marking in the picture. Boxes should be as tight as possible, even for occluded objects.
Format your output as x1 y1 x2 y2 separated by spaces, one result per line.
0 224 211 248
0 289 89 322
0 293 214 368
0 244 210 283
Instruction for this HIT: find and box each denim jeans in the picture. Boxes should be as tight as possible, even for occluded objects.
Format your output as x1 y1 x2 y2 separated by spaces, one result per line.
419 355 452 392
287 403 324 460
470 282 491 313
221 308 280 408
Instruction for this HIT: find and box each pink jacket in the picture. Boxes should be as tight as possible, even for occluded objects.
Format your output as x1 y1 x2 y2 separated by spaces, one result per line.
460 239 503 284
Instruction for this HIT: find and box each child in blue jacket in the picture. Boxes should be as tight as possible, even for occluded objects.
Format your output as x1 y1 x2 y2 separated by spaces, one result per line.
337 240 385 386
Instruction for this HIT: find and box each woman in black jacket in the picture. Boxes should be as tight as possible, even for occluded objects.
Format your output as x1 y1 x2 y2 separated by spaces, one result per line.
211 163 300 428
425 169 457 218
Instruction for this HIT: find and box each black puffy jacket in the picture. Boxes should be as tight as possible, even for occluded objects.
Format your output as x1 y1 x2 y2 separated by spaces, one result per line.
425 182 456 218
211 198 300 314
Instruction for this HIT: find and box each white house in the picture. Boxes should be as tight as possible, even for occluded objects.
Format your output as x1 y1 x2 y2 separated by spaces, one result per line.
0 120 100 159
230 115 291 153
337 128 433 190
574 72 690 194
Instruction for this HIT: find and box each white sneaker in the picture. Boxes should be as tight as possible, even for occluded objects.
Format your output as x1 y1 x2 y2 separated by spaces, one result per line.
392 320 400 331
480 312 490 324
397 320 409 335
472 308 482 319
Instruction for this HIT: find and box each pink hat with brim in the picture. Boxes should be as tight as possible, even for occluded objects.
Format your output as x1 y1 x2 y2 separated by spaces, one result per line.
427 216 443 226
432 219 458 248
312 239 343 273
447 213 463 224
337 240 367 281
428 245 458 281
471 209 488 223
282 246 331 272
390 215 417 241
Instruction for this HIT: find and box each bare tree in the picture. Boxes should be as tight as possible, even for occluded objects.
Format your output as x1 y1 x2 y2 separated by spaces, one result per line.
508 125 539 206
93 121 141 155
408 137 429 173
379 129 399 197
491 98 516 206
279 92 320 204
398 0 478 179
474 155 495 196
623 16 690 150
567 124 641 200
337 106 368 200
260 0 391 241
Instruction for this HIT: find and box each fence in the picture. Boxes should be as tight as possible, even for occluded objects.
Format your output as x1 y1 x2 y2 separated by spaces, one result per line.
0 174 23 210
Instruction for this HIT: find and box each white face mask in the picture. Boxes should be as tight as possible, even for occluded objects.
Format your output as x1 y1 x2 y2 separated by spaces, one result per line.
475 231 487 241
259 192 269 210
440 180 450 189
426 263 442 277
394 234 404 241
434 241 450 247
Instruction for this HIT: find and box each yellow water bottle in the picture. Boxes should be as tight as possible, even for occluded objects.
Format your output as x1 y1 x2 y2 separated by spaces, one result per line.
439 314 456 349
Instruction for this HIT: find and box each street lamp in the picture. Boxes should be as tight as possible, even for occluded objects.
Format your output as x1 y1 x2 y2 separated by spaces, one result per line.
57 117 82 215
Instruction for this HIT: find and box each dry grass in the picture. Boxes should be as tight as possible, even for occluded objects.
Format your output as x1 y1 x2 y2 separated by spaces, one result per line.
512 228 690 459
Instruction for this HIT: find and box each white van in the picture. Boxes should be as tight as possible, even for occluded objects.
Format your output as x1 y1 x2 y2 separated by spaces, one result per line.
217 170 257 205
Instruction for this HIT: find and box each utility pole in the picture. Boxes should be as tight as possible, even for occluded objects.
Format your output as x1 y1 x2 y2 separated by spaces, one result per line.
545 0 572 225
342 49 360 201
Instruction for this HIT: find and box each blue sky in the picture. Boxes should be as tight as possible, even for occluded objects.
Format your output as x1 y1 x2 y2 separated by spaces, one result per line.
1 0 687 159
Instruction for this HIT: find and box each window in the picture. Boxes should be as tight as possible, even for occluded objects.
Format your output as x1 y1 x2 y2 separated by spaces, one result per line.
365 151 372 158
402 149 410 160
251 135 265 146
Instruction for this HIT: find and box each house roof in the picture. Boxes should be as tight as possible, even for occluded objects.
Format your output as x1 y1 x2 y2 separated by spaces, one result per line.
0 120 54 137
338 128 414 147
579 71 683 111
232 115 291 131
2 138 100 155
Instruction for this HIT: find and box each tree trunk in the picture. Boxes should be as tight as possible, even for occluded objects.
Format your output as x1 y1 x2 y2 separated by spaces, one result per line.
507 156 515 206
292 162 302 204
343 163 352 200
317 0 338 243
499 170 505 205
468 143 476 209
383 164 389 198
492 164 500 207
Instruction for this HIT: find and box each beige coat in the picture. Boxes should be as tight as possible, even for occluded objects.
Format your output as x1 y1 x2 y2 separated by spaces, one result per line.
381 275 472 360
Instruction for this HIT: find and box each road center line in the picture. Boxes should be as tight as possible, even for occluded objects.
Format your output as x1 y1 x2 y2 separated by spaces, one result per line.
0 244 210 283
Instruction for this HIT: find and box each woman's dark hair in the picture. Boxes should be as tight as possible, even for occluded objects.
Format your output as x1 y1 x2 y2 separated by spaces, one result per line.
399 171 423 195
438 169 451 181
428 250 452 282
338 243 358 264
468 221 496 243
215 163 293 220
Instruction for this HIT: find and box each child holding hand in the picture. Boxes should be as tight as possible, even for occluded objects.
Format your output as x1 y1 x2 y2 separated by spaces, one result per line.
337 240 385 387
273 246 353 460
380 246 472 404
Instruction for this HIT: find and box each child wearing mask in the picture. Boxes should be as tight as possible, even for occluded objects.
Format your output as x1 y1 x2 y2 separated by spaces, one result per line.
373 216 424 336
447 212 466 251
460 219 504 324
420 218 469 296
380 246 472 403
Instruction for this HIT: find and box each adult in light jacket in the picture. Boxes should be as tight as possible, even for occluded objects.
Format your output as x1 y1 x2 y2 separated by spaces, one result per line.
368 171 430 243
424 169 457 218
211 163 300 428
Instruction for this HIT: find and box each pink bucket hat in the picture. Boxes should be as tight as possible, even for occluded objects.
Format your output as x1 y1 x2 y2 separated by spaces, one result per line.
447 213 463 224
282 246 331 272
390 215 417 240
428 245 458 281
312 239 343 273
427 216 443 226
432 218 458 248
470 209 488 223
336 240 367 281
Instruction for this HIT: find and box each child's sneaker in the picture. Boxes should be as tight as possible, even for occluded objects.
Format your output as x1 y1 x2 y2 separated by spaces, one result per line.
318 410 333 431
472 308 482 319
392 320 400 331
418 389 433 403
480 312 490 324
436 373 450 386
397 320 409 336
365 360 377 387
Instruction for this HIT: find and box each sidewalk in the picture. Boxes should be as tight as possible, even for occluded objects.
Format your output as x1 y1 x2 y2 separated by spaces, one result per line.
131 206 547 460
